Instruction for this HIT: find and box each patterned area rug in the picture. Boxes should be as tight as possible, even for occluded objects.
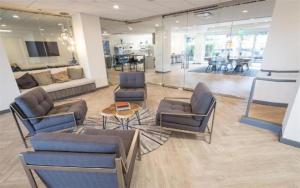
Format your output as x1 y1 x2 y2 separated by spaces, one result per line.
83 108 171 155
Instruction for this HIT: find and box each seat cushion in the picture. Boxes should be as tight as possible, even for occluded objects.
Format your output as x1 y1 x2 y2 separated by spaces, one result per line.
190 82 214 114
156 99 201 127
119 72 145 88
49 100 88 124
82 129 135 155
115 88 145 100
15 87 54 124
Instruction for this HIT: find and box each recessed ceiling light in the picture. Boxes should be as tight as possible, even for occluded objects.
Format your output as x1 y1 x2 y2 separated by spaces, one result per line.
58 23 63 26
113 4 120 10
175 20 179 24
242 10 248 13
1 24 7 27
12 14 19 19
0 29 12 33
39 28 45 31
128 26 133 31
155 24 159 27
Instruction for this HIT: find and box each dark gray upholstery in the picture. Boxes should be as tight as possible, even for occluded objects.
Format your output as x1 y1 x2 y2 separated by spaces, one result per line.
119 72 145 88
10 87 88 147
115 72 146 102
156 82 215 134
190 82 214 114
20 129 139 188
15 87 53 124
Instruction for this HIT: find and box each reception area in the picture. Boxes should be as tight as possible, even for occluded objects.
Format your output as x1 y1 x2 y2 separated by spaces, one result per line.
0 0 300 187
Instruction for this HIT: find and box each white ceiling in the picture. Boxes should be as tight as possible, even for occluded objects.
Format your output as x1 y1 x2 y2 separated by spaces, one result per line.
0 0 232 21
101 0 275 35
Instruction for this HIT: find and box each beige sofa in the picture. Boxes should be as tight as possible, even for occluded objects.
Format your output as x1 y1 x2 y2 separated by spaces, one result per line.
14 66 96 100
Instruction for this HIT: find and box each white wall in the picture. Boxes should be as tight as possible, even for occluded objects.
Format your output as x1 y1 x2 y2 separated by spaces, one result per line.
72 13 108 88
253 0 300 103
0 38 20 111
0 29 75 66
282 74 300 142
106 34 152 55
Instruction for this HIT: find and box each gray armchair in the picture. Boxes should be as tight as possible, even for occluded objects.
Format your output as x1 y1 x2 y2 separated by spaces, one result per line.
19 129 141 188
10 87 87 148
114 72 147 103
156 82 216 143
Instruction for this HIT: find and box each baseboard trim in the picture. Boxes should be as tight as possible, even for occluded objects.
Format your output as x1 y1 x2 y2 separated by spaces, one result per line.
0 109 10 115
280 137 300 148
240 116 282 134
252 100 288 107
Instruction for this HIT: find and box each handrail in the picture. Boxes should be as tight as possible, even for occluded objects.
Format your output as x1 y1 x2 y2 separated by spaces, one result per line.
260 69 299 73
245 77 298 117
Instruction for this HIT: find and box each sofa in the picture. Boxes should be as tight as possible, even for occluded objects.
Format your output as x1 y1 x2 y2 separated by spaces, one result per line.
19 129 141 188
14 65 96 100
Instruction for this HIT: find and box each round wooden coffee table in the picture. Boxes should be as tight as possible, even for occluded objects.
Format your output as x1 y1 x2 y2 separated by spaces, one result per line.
100 103 141 129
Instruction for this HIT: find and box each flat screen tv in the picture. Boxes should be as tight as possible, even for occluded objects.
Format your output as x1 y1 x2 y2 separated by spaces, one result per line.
25 41 60 57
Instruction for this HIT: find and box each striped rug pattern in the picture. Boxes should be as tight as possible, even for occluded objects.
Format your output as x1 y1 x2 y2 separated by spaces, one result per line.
83 108 171 155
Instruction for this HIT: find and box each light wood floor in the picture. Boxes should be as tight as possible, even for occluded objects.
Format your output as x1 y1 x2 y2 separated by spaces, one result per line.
1 85 300 188
107 64 254 99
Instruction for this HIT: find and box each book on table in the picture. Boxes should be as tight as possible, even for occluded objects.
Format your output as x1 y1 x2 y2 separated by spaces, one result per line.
115 102 131 111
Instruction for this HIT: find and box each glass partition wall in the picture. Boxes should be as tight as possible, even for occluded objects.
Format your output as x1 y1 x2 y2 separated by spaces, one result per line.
102 0 274 98
0 9 76 71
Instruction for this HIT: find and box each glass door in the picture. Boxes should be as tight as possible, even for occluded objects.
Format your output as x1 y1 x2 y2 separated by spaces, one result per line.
161 13 188 88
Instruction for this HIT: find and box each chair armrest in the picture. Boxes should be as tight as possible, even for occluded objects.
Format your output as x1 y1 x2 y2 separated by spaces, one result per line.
55 98 83 103
126 130 140 173
23 112 76 121
164 97 190 100
160 112 207 117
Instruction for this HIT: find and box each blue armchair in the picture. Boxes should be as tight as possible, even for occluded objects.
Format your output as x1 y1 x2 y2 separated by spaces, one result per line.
10 87 87 148
19 129 141 188
114 72 147 103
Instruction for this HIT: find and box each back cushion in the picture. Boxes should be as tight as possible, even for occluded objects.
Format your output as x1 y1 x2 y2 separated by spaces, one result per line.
119 72 145 88
190 82 214 114
16 73 38 89
15 87 53 124
31 132 127 163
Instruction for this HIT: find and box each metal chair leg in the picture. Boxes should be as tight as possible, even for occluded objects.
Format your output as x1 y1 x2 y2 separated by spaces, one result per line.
11 110 28 148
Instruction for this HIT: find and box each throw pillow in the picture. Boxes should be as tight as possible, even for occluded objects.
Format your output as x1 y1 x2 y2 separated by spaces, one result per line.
31 71 53 86
16 73 38 89
52 71 70 83
68 67 84 80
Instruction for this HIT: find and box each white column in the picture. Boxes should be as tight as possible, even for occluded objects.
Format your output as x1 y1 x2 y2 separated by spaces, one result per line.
193 34 205 64
282 75 300 143
0 38 20 111
154 27 171 72
253 0 300 104
72 13 108 88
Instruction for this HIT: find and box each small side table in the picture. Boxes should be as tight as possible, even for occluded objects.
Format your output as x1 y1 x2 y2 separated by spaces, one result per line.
100 103 141 130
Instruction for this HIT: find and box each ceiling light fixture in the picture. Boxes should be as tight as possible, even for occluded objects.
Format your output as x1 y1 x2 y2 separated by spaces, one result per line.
155 24 160 27
0 29 12 33
113 4 120 10
1 24 7 27
39 28 45 31
58 23 63 26
242 10 248 13
128 26 133 31
175 20 179 24
12 14 19 19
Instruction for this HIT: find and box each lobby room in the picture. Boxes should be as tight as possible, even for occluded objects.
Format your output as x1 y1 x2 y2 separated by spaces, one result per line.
0 0 300 188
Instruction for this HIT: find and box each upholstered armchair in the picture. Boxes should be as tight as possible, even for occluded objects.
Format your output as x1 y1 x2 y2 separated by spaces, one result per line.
156 82 216 143
19 129 141 188
10 87 87 148
114 72 147 103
